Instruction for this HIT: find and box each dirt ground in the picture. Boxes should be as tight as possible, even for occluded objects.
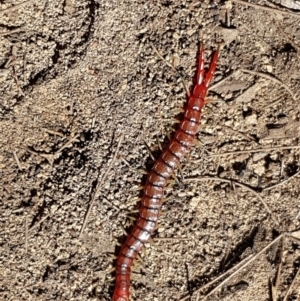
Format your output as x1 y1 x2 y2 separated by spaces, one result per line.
1 0 300 300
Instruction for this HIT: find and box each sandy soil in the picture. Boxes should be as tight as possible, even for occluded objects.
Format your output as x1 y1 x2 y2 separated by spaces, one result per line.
1 0 300 300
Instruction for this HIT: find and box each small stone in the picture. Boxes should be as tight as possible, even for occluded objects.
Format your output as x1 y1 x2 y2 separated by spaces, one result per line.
173 32 180 40
189 196 200 210
254 164 265 176
245 113 257 125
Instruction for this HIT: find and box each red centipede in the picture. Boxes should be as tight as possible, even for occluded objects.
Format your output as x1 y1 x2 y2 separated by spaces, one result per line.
112 43 220 301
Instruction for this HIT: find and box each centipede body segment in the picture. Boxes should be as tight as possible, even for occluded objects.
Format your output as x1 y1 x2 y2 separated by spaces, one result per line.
112 43 220 301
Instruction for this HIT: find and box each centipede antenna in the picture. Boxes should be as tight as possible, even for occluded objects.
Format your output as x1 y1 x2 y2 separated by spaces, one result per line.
203 48 219 88
196 42 205 85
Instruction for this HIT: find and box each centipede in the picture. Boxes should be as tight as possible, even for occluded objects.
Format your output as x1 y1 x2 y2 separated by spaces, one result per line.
112 43 220 301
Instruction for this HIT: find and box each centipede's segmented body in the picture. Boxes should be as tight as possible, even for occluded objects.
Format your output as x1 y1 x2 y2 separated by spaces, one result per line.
112 44 220 301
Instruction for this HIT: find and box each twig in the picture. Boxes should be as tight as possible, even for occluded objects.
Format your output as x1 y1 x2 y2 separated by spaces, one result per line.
223 125 258 142
13 150 23 171
225 1 232 27
204 234 283 298
27 134 80 165
29 214 50 233
271 235 285 300
0 28 26 36
79 134 124 238
283 266 300 301
179 253 255 301
265 95 286 109
184 176 279 226
0 0 36 14
209 145 300 157
56 134 80 154
25 217 28 254
241 68 296 100
43 128 65 137
263 169 300 191
180 234 283 300
154 237 189 241
231 0 300 18
240 68 296 101
209 73 231 91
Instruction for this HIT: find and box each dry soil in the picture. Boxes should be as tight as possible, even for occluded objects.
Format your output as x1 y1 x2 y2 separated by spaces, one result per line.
1 0 300 301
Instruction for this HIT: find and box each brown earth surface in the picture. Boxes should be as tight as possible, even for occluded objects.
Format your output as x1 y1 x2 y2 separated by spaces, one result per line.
1 0 300 300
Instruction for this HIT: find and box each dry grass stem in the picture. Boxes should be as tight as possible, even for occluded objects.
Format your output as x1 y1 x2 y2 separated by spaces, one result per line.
0 28 26 36
179 254 255 301
13 151 22 171
26 134 80 165
79 133 124 238
223 125 258 142
28 214 50 233
272 235 285 300
0 0 37 14
240 68 296 101
209 73 231 91
56 134 80 154
263 169 300 191
180 234 283 300
43 128 65 137
209 145 300 157
153 237 189 241
204 234 283 298
283 266 300 301
25 217 28 254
